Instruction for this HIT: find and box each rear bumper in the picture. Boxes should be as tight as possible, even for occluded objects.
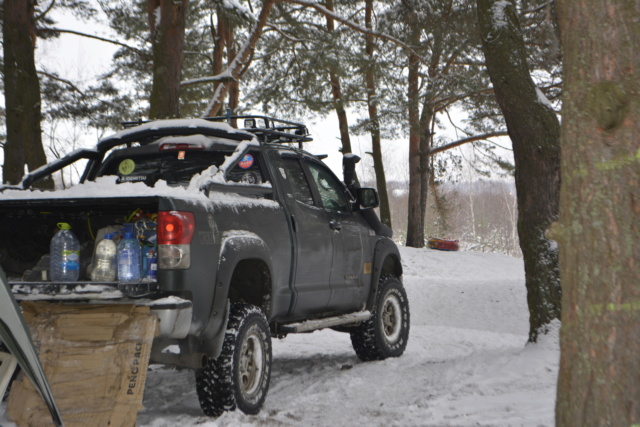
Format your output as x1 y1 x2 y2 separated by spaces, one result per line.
10 281 192 339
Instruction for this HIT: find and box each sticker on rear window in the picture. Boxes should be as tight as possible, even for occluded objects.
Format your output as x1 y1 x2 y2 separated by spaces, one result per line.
238 154 254 169
119 159 136 175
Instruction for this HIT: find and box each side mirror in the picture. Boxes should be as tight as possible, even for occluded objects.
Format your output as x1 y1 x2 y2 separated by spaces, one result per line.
357 187 379 209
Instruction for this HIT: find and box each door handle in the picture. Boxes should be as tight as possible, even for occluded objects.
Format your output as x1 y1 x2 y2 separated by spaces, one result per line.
329 220 342 231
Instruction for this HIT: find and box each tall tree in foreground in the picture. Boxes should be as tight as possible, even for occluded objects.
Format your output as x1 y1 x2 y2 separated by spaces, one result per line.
148 0 189 119
476 0 561 342
2 0 51 187
555 0 640 424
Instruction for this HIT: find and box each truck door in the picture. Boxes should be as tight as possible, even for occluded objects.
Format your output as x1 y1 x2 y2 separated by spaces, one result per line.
277 156 333 317
303 161 372 314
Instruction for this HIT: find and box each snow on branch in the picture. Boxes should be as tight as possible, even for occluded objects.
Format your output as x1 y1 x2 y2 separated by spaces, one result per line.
181 71 236 87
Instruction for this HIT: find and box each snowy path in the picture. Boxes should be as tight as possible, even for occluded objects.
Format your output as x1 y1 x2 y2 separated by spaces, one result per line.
137 248 559 427
1 248 559 426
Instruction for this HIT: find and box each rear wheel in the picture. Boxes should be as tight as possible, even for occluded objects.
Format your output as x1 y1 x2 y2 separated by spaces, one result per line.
350 275 410 361
195 303 272 417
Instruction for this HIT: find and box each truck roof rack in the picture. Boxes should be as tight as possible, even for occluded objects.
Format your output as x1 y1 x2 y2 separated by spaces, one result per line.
204 113 313 147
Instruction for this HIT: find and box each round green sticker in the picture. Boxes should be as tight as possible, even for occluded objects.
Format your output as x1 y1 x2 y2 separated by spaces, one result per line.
119 159 136 175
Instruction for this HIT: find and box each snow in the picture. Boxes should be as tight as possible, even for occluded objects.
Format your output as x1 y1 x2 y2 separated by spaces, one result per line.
0 176 206 203
535 87 553 109
222 0 255 20
0 248 559 426
491 1 511 29
104 118 253 143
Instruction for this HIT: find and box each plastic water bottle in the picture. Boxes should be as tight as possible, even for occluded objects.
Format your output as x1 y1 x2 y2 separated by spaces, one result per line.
117 231 141 282
50 222 81 282
91 234 117 282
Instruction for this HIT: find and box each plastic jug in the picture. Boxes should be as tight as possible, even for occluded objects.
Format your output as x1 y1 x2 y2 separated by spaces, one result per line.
91 233 117 282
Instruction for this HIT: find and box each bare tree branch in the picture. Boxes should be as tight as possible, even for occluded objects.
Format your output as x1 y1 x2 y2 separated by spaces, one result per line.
39 27 146 56
37 71 86 96
429 131 510 155
35 0 56 21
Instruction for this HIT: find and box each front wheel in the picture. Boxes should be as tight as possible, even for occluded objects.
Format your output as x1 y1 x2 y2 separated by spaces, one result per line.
350 275 410 361
195 303 272 417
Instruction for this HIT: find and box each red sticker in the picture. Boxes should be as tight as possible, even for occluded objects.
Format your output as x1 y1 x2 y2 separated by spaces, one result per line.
238 154 254 169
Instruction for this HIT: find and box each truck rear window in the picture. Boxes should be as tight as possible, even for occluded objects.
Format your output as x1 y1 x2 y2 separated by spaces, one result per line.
98 151 229 187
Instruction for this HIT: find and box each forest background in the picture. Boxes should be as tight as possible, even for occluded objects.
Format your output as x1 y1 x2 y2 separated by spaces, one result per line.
0 0 562 257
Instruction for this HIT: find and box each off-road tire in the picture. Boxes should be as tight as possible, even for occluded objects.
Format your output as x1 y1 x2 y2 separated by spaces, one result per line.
350 275 410 361
195 303 272 417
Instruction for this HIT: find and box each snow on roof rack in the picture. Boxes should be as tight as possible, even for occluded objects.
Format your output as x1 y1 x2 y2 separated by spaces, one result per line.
121 114 313 148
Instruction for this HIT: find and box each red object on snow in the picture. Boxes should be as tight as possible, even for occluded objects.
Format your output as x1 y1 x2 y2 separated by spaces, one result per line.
427 237 460 251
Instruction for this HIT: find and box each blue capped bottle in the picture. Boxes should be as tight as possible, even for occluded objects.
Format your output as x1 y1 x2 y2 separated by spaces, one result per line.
50 222 81 282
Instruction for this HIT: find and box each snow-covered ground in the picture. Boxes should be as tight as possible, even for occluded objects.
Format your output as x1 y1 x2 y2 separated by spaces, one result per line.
1 247 560 426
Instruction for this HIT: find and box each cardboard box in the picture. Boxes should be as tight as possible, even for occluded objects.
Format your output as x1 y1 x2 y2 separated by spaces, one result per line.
7 302 157 427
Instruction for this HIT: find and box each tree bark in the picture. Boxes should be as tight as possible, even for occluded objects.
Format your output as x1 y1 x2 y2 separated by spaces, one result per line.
364 0 391 228
477 0 561 342
325 0 352 156
2 0 51 188
554 0 640 424
405 18 424 248
148 0 189 119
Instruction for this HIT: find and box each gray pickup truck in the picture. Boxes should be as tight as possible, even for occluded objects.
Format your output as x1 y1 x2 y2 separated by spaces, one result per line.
0 115 409 416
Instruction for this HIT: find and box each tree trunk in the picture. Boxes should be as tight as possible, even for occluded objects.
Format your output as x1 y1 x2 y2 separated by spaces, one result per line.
554 1 640 424
405 21 424 248
364 0 391 228
2 0 51 188
477 0 561 342
419 102 434 238
205 0 275 117
210 11 227 113
148 0 188 119
324 0 352 157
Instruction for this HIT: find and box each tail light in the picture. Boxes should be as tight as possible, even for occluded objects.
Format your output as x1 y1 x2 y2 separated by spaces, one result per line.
158 211 195 269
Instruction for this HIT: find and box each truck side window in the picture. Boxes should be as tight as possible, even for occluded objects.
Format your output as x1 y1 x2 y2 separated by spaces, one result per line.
306 161 349 212
227 151 268 185
280 158 315 206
